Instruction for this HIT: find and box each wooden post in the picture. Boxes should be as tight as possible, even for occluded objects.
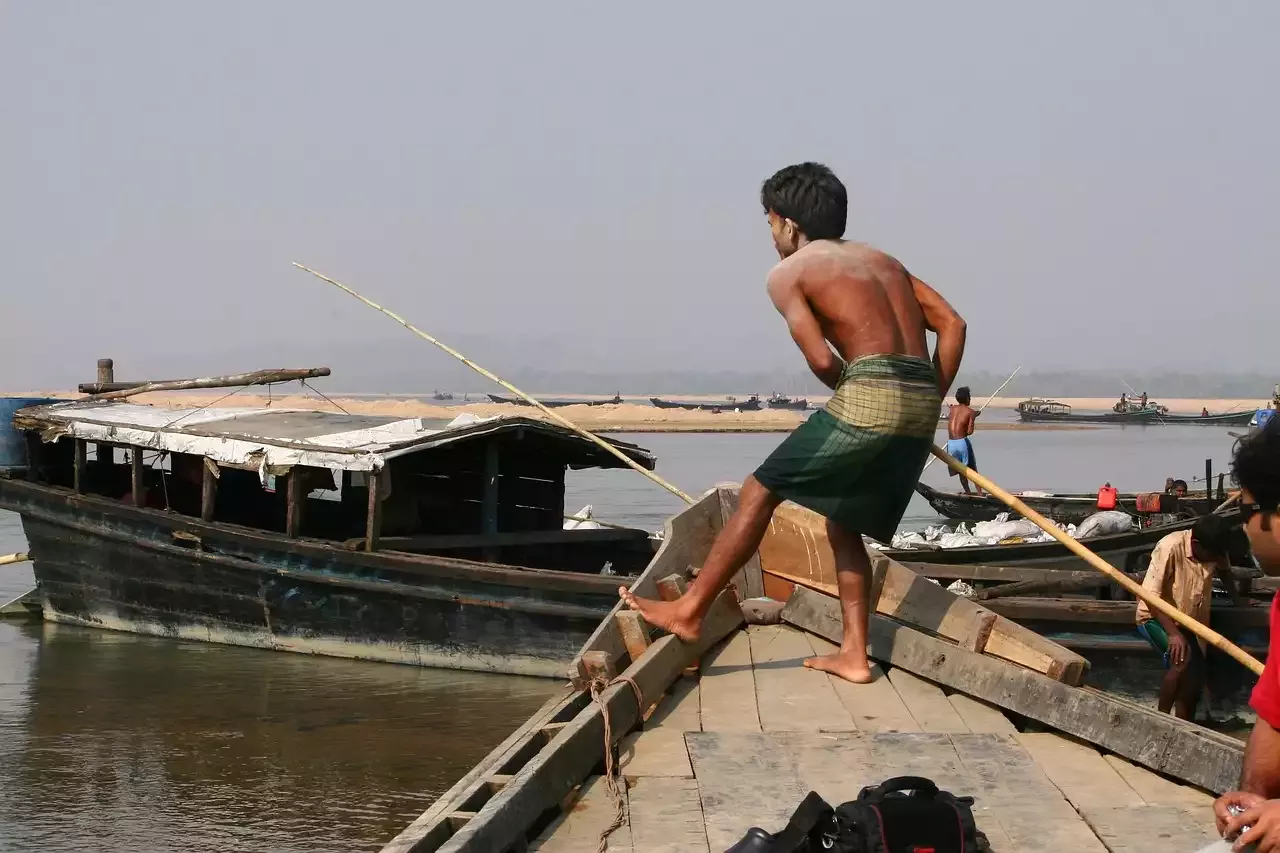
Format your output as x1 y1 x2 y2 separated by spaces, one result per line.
96 358 114 387
365 470 385 552
73 439 86 493
131 447 145 506
1206 459 1213 499
201 458 218 522
1218 473 1226 502
285 469 306 537
482 440 500 562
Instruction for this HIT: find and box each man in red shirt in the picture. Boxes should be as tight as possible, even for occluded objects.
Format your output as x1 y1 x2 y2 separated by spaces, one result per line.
1216 418 1280 850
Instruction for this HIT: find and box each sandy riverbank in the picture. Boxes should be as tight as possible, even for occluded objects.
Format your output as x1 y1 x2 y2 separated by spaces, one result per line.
14 391 1097 433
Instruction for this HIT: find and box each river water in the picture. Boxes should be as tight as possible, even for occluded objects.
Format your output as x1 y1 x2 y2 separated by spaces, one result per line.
0 421 1250 851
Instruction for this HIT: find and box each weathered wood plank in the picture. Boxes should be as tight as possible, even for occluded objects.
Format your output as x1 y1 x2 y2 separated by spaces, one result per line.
1101 754 1215 811
697 632 761 733
528 775 633 852
1079 804 1218 853
619 728 692 780
625 776 709 852
748 625 855 732
886 669 970 734
1017 733 1145 811
948 734 1080 818
615 611 652 666
781 586 1244 793
805 635 918 733
434 591 743 853
947 693 1017 735
644 675 700 732
686 731 809 853
718 487 764 600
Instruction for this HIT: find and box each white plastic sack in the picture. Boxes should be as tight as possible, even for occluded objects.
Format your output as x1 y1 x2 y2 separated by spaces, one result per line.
972 518 1042 540
1073 511 1134 540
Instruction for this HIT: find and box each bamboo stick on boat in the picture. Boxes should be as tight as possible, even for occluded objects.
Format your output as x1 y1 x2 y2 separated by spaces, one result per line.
0 553 29 566
85 368 332 401
294 262 695 504
930 445 1265 676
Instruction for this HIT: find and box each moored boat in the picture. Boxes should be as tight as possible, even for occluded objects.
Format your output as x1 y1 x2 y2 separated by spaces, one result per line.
914 481 1219 524
0 399 661 677
1016 398 1157 424
649 394 762 411
485 393 622 407
765 392 808 410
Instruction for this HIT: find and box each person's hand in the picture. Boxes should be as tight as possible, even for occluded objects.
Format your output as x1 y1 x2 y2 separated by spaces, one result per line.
1168 631 1189 667
1216 791 1263 835
1227 798 1280 852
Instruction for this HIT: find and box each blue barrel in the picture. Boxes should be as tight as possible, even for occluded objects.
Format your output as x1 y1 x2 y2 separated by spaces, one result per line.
0 397 59 469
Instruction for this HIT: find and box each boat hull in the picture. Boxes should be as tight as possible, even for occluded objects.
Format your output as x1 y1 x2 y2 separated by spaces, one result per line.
1018 410 1155 424
914 482 1218 524
2 480 621 678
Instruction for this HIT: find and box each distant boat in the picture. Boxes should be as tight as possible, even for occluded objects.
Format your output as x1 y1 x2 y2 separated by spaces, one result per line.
1157 410 1257 426
914 482 1220 525
487 393 622 408
1016 398 1156 425
432 391 454 401
766 393 808 411
649 395 762 412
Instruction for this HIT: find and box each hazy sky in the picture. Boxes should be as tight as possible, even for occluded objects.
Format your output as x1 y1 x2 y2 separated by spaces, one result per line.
3 3 1277 390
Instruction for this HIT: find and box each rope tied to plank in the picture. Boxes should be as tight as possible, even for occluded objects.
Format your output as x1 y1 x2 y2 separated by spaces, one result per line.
586 672 646 853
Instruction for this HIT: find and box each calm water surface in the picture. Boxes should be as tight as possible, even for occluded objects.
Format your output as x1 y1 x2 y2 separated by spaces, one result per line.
0 423 1252 850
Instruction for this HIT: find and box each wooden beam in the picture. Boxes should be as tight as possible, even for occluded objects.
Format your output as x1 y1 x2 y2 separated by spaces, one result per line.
86 367 331 401
73 439 86 494
781 586 1243 793
365 470 385 553
482 441 500 562
131 447 145 507
434 590 744 853
615 611 652 665
285 470 305 538
201 458 219 522
358 526 649 552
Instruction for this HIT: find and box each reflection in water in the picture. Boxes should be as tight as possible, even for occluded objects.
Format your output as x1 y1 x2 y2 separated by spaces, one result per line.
0 619 556 852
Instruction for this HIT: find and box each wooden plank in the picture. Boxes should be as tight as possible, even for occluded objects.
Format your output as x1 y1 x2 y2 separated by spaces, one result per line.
614 611 652 667
73 439 86 494
697 632 761 732
365 470 384 553
645 674 700 732
685 731 809 853
625 777 709 852
886 668 970 733
373 527 651 552
619 728 691 780
570 490 721 687
1017 732 1145 811
758 500 1087 683
947 693 1016 734
949 733 1075 811
805 635 919 732
1101 755 1214 810
528 775 633 852
781 586 1244 793
748 625 855 732
200 458 218 522
434 591 743 853
285 470 305 537
1080 804 1218 853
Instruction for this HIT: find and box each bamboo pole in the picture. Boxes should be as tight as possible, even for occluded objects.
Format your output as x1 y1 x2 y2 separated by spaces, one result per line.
0 553 30 566
86 368 332 401
921 365 1020 474
293 263 695 504
930 445 1264 675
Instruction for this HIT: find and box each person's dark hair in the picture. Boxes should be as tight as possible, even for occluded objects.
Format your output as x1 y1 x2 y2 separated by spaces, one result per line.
956 387 972 406
761 163 847 241
1233 417 1280 509
1173 479 1188 491
1191 513 1231 556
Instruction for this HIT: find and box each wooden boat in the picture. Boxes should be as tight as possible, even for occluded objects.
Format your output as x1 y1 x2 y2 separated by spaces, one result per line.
387 491 1242 852
649 394 762 411
914 481 1218 524
1157 410 1257 426
485 393 622 407
431 391 454 401
0 401 662 677
1017 398 1157 425
880 509 1246 572
766 392 809 410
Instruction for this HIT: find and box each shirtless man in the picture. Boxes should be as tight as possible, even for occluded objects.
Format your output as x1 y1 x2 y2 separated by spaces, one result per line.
946 387 982 495
620 162 966 683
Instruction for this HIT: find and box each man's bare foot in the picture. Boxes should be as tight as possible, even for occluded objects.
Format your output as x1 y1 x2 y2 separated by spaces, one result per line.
619 586 702 644
803 652 874 684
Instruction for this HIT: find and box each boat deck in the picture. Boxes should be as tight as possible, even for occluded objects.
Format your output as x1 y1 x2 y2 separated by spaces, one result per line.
531 625 1218 852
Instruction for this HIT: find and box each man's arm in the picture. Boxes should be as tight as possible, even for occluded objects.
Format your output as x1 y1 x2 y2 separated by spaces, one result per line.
908 271 966 397
1243 717 1280 796
767 266 843 390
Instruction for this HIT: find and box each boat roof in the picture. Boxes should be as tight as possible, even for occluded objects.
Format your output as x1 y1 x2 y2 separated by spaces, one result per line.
12 401 656 476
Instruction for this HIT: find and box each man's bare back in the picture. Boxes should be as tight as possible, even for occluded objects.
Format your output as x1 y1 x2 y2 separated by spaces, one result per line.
766 240 963 395
948 403 976 440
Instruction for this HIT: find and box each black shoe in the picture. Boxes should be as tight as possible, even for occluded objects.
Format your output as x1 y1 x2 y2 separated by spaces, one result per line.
725 826 775 852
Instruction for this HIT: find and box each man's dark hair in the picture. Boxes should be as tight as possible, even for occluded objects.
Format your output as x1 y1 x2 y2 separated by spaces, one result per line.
1192 513 1231 556
956 387 972 406
761 163 847 241
1233 417 1280 510
1173 479 1188 490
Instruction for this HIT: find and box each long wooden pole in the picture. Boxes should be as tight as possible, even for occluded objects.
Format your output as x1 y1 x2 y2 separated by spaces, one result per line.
930 445 1264 675
293 263 695 504
86 368 332 401
921 365 1021 474
0 553 30 566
